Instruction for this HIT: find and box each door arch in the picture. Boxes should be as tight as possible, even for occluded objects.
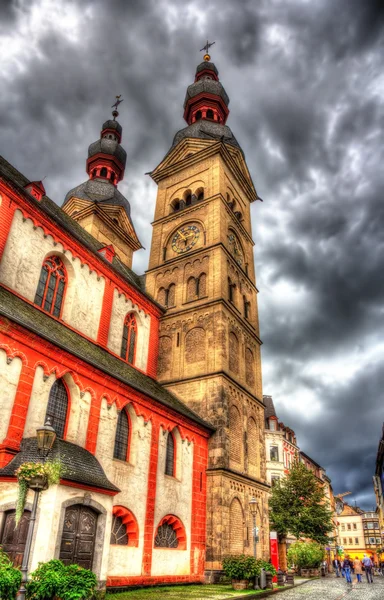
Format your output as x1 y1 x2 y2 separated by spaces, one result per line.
59 505 98 570
0 510 30 567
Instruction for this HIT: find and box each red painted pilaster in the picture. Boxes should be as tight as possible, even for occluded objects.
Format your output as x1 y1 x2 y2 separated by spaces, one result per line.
0 189 16 259
0 362 35 467
147 314 159 378
190 435 209 579
97 280 114 346
85 394 102 454
142 420 160 576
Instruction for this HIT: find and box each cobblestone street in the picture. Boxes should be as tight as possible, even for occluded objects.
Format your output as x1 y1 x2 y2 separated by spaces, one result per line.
279 577 384 599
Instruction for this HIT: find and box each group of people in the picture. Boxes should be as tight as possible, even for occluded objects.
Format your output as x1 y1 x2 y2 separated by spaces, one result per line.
332 555 375 584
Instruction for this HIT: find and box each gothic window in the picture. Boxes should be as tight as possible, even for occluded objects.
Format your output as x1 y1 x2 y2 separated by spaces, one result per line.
270 446 279 462
228 278 236 303
206 109 214 120
184 190 192 206
187 276 196 301
229 332 239 373
167 284 175 307
110 515 128 545
196 188 204 201
245 348 255 387
229 498 244 554
243 296 251 319
45 379 68 439
229 405 242 464
196 273 206 297
158 336 172 376
34 256 67 318
248 417 259 472
165 432 175 476
113 409 130 461
185 327 206 364
157 287 166 306
121 314 137 365
100 167 108 177
172 199 180 212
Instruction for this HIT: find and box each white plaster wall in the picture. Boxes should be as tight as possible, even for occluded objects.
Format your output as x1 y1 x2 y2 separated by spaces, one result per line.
151 428 193 576
107 289 150 372
0 351 22 443
265 431 285 484
25 369 89 448
96 399 152 576
0 210 105 339
0 482 113 581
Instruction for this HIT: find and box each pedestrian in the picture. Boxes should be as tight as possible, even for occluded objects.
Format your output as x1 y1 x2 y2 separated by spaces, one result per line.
362 554 374 584
353 557 362 584
343 555 353 584
332 557 341 577
340 558 345 578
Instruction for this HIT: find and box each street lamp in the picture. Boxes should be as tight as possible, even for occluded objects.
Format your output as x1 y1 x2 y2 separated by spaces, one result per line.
249 497 260 589
17 419 56 600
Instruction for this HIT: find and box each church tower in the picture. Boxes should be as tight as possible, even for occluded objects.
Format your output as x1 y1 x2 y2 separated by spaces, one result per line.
62 104 141 268
146 50 270 576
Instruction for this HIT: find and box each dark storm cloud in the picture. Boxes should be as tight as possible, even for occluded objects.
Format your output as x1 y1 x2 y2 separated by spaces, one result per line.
0 0 383 509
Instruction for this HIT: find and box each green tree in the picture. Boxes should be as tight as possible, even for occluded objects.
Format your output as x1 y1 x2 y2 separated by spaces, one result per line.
269 462 334 544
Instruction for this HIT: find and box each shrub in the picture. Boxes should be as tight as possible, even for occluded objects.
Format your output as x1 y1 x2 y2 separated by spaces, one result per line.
0 547 22 600
222 555 259 580
26 559 97 600
255 559 277 576
287 541 325 569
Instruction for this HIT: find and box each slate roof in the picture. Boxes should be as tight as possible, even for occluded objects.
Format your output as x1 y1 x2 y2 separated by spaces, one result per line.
63 178 132 219
0 437 119 492
88 137 127 166
0 285 214 432
195 61 219 76
172 121 242 153
0 156 146 295
102 119 122 137
184 79 229 109
263 395 277 420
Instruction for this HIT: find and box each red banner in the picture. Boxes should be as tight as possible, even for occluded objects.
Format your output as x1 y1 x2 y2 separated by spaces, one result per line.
270 531 279 582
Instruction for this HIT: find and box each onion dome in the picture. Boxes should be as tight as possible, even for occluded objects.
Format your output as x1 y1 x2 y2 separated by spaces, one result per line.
86 120 126 184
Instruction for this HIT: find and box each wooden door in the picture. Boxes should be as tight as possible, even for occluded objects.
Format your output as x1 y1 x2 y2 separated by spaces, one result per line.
59 505 97 571
0 510 30 567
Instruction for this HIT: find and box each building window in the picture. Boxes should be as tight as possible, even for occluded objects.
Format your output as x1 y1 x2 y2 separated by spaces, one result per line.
355 537 359 544
100 167 108 177
270 446 279 462
343 538 347 544
121 314 137 365
45 379 68 439
341 524 345 531
228 278 236 302
206 109 214 120
113 409 129 461
154 516 186 549
195 110 202 121
34 256 67 317
243 296 251 319
347 524 351 530
110 515 128 545
353 523 357 530
349 538 352 544
165 432 175 476
269 419 277 431
271 475 280 487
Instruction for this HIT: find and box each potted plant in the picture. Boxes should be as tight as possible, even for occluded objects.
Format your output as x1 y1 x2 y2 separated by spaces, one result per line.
222 554 259 589
287 541 324 577
15 460 63 525
0 548 22 600
255 559 277 588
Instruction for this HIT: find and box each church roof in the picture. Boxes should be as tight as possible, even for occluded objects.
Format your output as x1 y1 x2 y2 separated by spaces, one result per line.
0 285 215 432
0 437 119 493
263 395 277 420
172 120 242 153
0 156 147 297
63 178 132 217
87 137 127 166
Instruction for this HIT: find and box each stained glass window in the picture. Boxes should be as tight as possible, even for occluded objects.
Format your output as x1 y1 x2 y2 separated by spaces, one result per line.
34 256 66 318
45 379 68 439
113 410 129 461
110 515 128 545
121 314 137 365
154 523 178 548
165 433 175 476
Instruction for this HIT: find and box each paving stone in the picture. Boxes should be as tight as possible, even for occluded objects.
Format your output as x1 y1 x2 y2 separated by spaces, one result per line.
279 576 384 599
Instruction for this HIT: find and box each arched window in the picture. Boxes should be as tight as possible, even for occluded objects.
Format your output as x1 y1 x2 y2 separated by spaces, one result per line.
165 432 175 476
248 417 259 474
45 379 68 439
229 405 242 464
121 314 137 365
184 190 192 206
195 110 202 121
92 169 97 178
229 332 239 373
206 109 214 120
34 256 67 318
187 276 196 301
100 167 108 177
245 348 255 387
154 515 186 549
197 190 204 201
196 273 206 298
229 498 244 554
167 284 176 307
110 172 116 183
110 506 139 547
228 278 236 303
172 199 180 212
110 515 128 545
113 409 130 461
158 336 172 376
243 296 251 319
185 327 206 363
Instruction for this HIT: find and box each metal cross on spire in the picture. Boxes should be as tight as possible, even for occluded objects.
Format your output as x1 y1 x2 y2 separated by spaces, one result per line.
200 40 215 55
111 95 124 120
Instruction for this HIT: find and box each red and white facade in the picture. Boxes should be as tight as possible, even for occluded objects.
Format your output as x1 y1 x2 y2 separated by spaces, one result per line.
0 163 211 587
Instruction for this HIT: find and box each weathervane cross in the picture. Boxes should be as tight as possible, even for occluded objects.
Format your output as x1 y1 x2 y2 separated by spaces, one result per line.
111 95 124 110
200 40 215 54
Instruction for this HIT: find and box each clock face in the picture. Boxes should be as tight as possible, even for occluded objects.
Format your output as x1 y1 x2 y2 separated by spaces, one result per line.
172 225 200 254
228 232 244 266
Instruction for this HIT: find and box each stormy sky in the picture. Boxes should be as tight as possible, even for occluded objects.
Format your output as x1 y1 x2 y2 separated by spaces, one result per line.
1 0 383 509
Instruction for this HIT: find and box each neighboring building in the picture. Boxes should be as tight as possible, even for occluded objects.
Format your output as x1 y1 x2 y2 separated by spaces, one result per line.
362 511 383 561
264 396 298 488
336 503 371 561
145 52 270 579
373 423 384 541
0 51 270 587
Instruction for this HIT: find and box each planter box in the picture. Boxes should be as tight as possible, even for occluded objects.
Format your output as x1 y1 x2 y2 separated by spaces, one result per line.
232 579 249 590
28 475 48 491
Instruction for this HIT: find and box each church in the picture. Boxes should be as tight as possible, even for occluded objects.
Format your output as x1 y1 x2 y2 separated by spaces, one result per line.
0 51 270 588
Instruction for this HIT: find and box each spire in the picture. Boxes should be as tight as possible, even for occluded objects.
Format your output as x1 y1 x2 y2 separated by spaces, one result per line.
183 42 230 126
